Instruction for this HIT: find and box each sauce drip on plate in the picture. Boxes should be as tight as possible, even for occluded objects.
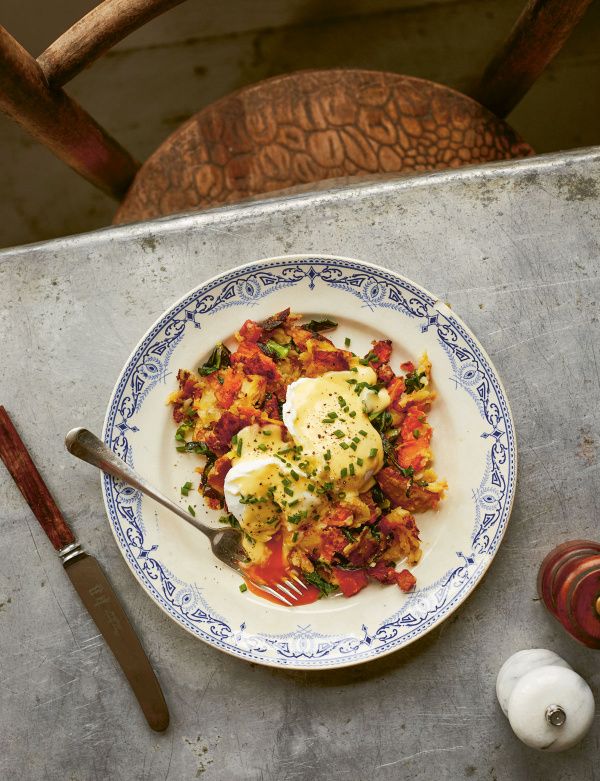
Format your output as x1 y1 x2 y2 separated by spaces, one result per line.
243 533 320 605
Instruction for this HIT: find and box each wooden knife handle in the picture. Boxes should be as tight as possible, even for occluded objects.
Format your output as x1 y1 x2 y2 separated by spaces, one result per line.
0 406 75 551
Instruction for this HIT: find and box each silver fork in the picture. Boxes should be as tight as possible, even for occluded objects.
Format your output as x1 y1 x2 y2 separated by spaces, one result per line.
64 428 308 606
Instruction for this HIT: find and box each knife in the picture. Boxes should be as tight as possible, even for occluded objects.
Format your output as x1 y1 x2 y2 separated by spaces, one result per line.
0 406 169 732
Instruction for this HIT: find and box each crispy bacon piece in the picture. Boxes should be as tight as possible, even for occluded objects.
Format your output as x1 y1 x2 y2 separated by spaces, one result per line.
214 369 243 409
288 326 315 352
345 531 381 567
322 507 353 527
206 408 258 455
376 467 441 513
230 342 280 381
379 511 418 538
371 339 392 364
334 567 369 597
376 364 395 385
400 361 415 373
396 405 432 471
239 319 264 343
367 561 415 591
206 456 232 494
358 491 380 525
311 349 349 373
316 527 348 564
387 377 406 409
396 569 417 592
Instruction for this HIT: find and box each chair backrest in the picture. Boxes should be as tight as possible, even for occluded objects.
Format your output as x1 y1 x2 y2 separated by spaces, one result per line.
0 0 592 200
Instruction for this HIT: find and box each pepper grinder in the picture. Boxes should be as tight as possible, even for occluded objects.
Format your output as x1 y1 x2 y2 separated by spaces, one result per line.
538 539 600 648
496 649 595 751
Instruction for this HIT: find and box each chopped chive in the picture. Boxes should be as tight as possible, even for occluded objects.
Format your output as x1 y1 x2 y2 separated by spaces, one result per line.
324 464 331 472
413 429 421 439
231 434 238 444
345 337 351 347
288 499 299 507
350 443 357 451
357 457 364 466
188 505 196 516
346 378 357 385
292 531 299 542
349 410 357 418
262 430 272 436
358 430 368 437
282 477 291 487
324 450 331 461
349 462 355 476
290 470 300 481
333 430 344 438
257 443 267 451
369 448 377 458
352 436 360 444
180 481 193 496
216 374 224 384
340 442 349 450
239 583 248 593
236 438 243 457
284 487 294 497
341 467 348 478
308 483 315 492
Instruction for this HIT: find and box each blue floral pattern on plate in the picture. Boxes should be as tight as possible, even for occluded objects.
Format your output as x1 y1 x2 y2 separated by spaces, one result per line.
102 256 516 668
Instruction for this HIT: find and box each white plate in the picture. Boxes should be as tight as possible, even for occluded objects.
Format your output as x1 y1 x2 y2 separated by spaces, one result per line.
102 255 516 669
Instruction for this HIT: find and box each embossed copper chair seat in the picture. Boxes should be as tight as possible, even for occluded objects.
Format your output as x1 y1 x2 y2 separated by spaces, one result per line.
115 69 533 225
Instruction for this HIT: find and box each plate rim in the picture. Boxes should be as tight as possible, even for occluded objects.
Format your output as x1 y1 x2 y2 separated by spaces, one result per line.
101 253 517 670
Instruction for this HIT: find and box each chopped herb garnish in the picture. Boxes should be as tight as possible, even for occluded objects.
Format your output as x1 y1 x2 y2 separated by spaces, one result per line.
307 483 315 492
260 339 290 360
369 448 378 458
198 342 231 375
324 450 331 461
188 505 196 516
333 430 344 438
358 430 368 437
284 487 294 497
290 470 300 481
288 510 307 524
216 374 224 384
352 436 360 444
303 318 338 333
341 467 348 478
357 457 364 466
292 531 299 543
262 430 272 436
346 378 357 385
176 440 212 456
413 429 421 439
304 570 338 596
404 370 426 394
341 528 356 543
257 443 267 451
349 462 355 476
219 513 241 529
239 583 248 593
180 481 193 496
340 442 349 450
350 443 357 451
236 438 243 457
349 410 357 418
344 337 351 347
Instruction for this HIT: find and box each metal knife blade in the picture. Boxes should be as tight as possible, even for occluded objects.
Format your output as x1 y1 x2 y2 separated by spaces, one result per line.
63 551 169 732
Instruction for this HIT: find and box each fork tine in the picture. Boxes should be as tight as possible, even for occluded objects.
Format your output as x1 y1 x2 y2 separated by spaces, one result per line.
256 584 292 606
275 582 297 601
290 572 308 590
283 577 303 596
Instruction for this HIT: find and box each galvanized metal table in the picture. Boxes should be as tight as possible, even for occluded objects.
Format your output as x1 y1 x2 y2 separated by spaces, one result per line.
1 148 599 781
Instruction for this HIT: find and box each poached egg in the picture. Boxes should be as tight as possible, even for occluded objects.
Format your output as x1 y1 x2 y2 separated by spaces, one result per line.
223 366 390 560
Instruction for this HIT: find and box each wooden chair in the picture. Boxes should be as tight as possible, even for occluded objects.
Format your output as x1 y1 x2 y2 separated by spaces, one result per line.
0 0 592 226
